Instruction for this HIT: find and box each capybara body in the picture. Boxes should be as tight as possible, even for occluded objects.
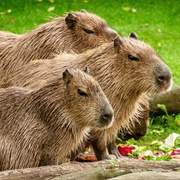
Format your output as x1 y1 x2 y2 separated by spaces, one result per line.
0 68 114 171
4 34 172 160
0 10 117 85
0 31 19 42
119 95 150 140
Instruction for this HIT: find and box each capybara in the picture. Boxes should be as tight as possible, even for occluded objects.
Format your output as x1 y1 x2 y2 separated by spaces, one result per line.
0 68 114 171
3 34 172 160
0 9 117 85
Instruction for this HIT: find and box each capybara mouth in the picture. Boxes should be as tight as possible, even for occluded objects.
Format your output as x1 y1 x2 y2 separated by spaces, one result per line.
97 115 114 130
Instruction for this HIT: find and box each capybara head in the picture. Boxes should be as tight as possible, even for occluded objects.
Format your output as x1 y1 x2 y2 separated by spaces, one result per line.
62 68 114 129
64 9 118 51
112 33 172 95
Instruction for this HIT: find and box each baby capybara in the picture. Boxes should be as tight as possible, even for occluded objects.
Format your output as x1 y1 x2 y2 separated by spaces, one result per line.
3 33 172 160
0 9 117 85
0 68 114 171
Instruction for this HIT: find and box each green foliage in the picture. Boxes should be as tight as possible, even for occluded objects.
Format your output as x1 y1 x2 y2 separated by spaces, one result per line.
118 104 180 161
174 136 180 149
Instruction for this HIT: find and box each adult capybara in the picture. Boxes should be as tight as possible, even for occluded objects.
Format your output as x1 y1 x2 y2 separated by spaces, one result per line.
0 68 114 171
0 9 117 85
3 34 172 160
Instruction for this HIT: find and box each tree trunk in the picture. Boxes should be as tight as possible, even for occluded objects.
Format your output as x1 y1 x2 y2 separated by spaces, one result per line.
150 87 180 115
0 158 180 180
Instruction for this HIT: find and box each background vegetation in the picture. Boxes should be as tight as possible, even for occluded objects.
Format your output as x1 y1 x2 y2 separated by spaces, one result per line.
0 0 179 156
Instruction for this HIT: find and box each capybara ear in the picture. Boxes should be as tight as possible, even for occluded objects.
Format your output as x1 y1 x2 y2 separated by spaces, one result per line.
81 9 88 13
129 32 139 40
114 35 123 54
63 69 73 85
84 67 90 74
65 13 77 29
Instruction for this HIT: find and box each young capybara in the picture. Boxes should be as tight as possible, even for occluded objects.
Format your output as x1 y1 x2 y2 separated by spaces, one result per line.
0 9 117 85
3 33 172 160
0 68 114 171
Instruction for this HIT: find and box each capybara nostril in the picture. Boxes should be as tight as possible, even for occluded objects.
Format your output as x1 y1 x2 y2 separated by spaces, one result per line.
102 113 113 124
100 104 114 127
157 76 165 83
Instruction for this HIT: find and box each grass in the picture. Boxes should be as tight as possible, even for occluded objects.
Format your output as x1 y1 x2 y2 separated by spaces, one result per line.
0 0 180 155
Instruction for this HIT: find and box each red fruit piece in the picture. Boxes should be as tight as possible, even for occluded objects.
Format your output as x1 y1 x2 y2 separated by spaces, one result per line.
118 145 135 156
171 149 180 155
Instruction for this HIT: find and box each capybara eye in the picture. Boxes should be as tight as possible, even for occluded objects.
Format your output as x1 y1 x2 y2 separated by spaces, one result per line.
83 29 94 34
78 89 88 96
128 55 139 61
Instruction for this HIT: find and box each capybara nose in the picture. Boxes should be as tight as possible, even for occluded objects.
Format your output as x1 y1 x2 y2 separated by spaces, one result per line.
157 73 172 90
157 75 165 83
102 113 113 121
101 104 114 127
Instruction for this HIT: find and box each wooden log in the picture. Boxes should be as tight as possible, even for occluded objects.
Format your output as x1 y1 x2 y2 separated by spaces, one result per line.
0 158 179 180
150 87 180 115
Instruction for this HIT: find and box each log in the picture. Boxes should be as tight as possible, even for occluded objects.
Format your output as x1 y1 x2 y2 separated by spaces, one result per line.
150 87 180 115
0 158 180 180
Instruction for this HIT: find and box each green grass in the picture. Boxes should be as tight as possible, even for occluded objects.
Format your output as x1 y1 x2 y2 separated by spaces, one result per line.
0 0 180 85
0 0 180 156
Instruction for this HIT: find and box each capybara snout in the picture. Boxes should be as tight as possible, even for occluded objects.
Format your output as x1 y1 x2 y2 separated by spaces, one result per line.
99 103 114 129
154 59 172 92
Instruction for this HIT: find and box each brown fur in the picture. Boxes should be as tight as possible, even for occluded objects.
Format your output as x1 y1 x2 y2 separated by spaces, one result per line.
0 10 117 84
119 95 150 140
0 31 19 42
0 68 114 171
3 34 172 160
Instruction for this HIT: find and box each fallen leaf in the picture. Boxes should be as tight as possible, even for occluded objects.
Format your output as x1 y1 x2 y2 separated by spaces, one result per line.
131 8 137 13
7 9 12 13
47 7 55 12
122 7 130 11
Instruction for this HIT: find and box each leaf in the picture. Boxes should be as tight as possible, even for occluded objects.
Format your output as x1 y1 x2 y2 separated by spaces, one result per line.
122 7 130 11
47 7 55 12
157 104 169 116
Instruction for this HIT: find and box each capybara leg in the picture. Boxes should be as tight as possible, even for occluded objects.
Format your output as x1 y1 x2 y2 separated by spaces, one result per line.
92 139 108 160
108 141 122 159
